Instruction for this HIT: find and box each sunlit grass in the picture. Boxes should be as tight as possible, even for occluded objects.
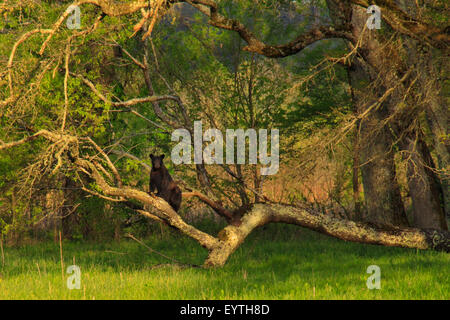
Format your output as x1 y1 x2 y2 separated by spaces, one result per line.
0 224 448 299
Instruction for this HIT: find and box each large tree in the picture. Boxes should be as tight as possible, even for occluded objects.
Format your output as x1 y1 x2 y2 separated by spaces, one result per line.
0 0 448 267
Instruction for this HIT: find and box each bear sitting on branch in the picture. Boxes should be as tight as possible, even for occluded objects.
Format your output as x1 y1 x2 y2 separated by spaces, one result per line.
149 154 182 212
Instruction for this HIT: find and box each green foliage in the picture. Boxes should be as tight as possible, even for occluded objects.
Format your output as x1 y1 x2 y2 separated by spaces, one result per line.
0 0 357 239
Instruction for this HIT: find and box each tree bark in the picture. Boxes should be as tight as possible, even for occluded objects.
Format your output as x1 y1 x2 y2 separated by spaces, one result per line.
413 45 449 218
347 67 362 220
352 124 361 218
347 59 408 227
326 0 409 227
397 1 449 227
401 134 448 230
204 203 449 267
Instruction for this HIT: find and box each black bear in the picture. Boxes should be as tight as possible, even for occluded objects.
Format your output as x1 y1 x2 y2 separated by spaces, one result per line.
149 154 182 212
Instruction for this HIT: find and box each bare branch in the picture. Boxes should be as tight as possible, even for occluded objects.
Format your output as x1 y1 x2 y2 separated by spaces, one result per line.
72 73 180 107
183 190 235 223
350 0 449 49
39 0 148 55
7 29 53 95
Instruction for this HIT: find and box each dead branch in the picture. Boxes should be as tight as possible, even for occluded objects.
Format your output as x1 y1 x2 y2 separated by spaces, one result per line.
72 72 180 107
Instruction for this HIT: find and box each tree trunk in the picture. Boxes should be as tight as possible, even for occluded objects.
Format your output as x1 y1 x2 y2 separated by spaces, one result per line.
397 5 448 227
204 203 449 267
347 67 362 220
401 134 448 230
347 59 409 227
415 47 449 218
352 118 361 219
328 0 409 227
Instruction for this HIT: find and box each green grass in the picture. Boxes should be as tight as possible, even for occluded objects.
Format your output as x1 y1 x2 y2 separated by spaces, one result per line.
0 224 448 299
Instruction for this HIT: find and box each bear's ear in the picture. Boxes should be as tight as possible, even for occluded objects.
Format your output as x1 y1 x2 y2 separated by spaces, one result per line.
161 154 165 160
150 154 154 159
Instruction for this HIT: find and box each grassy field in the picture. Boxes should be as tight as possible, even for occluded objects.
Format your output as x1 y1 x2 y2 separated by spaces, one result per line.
0 223 448 300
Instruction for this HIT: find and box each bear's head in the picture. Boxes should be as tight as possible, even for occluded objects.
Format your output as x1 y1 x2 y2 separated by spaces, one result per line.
150 154 165 170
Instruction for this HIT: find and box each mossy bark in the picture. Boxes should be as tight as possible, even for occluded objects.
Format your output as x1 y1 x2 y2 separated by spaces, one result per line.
203 203 449 267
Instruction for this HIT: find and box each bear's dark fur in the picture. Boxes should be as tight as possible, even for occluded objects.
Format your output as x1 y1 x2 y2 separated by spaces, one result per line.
149 154 182 212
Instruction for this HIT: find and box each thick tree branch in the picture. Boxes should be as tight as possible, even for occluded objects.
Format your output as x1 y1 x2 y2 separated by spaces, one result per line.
0 129 76 151
204 203 450 267
76 158 219 250
184 0 353 57
183 190 235 223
